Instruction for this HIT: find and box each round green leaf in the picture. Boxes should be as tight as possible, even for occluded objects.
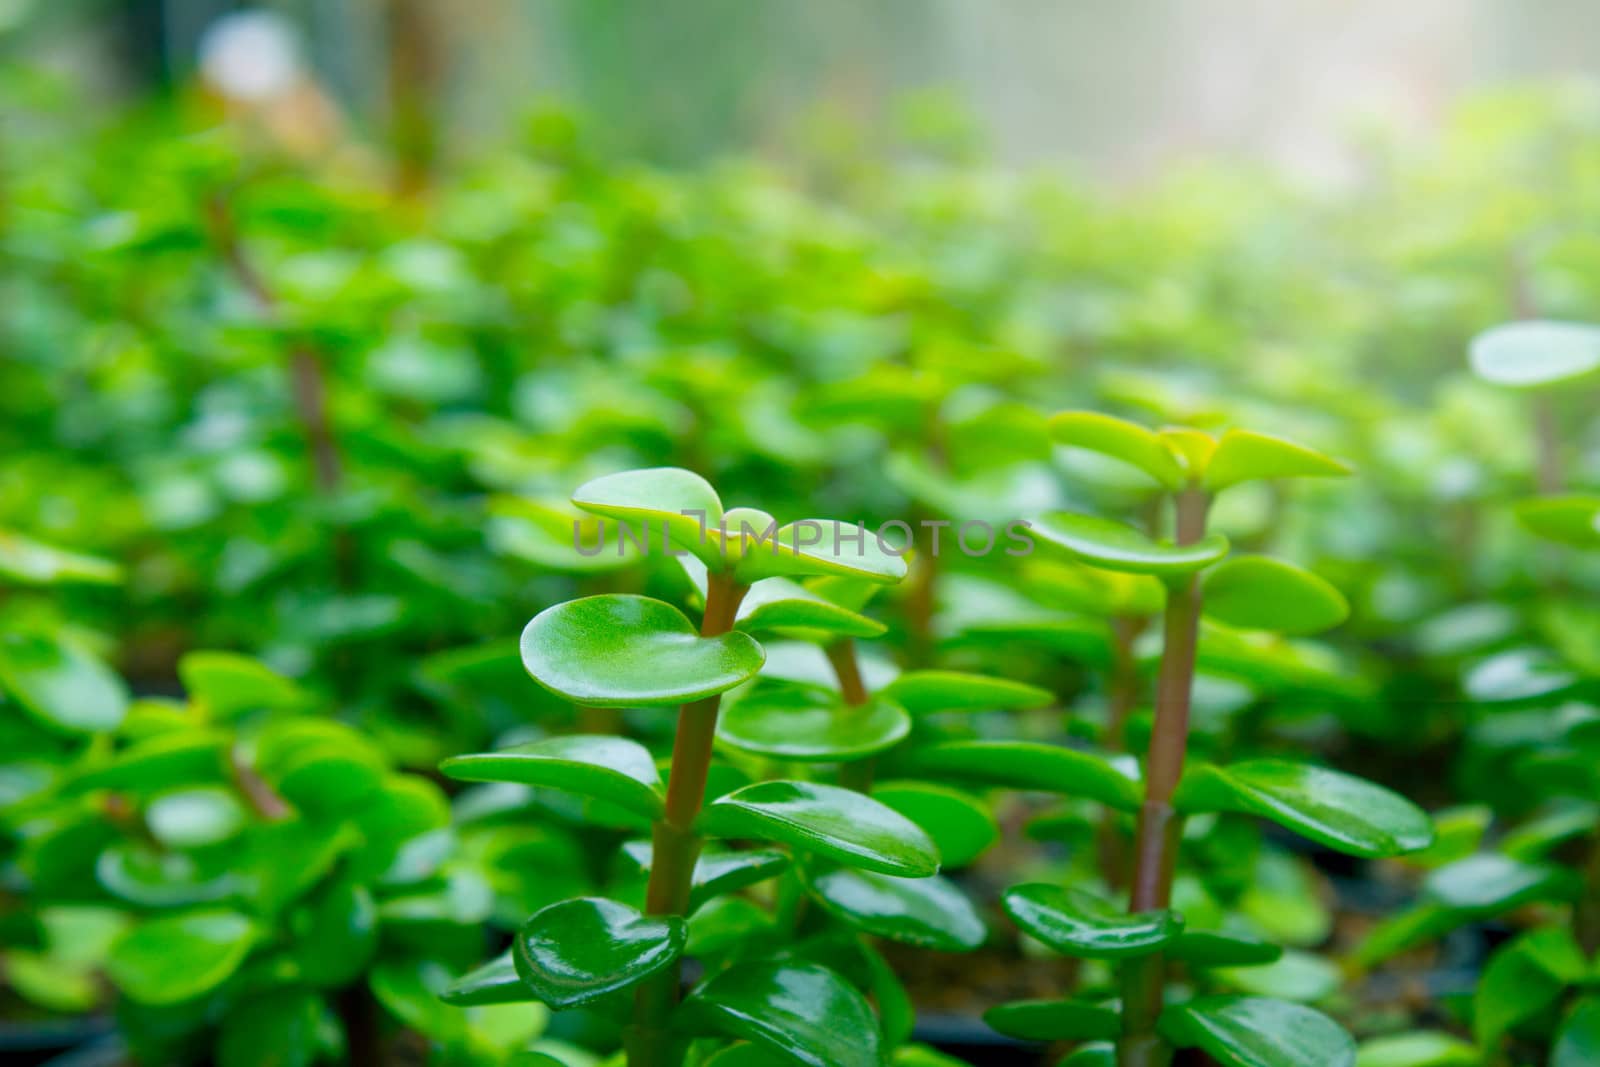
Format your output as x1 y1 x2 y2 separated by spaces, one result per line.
1033 512 1229 577
699 781 939 877
572 467 725 566
1050 411 1186 489
894 741 1142 812
107 910 258 1005
679 961 882 1067
1463 647 1577 703
735 576 886 638
718 687 910 763
984 998 1121 1042
1515 495 1600 548
1212 951 1341 1003
799 864 985 951
1203 430 1352 492
442 952 537 1006
441 735 666 820
0 631 128 735
520 595 765 706
1468 320 1600 389
0 529 121 586
1059 1045 1116 1067
870 782 998 869
146 787 246 849
178 652 312 719
1202 557 1349 635
512 897 685 1009
879 671 1053 714
1175 761 1434 858
1003 884 1182 960
1159 995 1355 1067
731 519 908 585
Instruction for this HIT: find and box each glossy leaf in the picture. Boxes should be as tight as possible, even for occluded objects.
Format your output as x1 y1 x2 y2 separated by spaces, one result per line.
678 961 882 1067
1003 884 1182 959
895 741 1141 812
1212 951 1340 1004
1468 320 1600 389
146 787 245 849
736 575 886 638
442 952 537 1006
718 686 910 763
800 863 985 950
520 595 764 706
571 467 724 566
1050 411 1186 489
441 735 666 820
622 841 790 913
1170 929 1283 967
1203 430 1352 492
1033 512 1229 577
512 897 685 1009
1422 853 1576 913
1175 761 1433 858
0 631 128 735
871 782 997 868
879 670 1052 714
1202 557 1350 635
1059 1046 1116 1067
1159 995 1355 1067
984 998 1121 1042
731 518 908 585
107 910 258 1005
699 780 940 877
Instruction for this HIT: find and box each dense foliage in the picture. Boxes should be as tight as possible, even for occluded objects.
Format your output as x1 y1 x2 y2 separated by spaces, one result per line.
4 74 1600 1067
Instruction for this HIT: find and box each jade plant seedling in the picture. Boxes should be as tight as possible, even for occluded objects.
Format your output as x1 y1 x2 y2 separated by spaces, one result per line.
905 414 1435 1067
440 467 962 1067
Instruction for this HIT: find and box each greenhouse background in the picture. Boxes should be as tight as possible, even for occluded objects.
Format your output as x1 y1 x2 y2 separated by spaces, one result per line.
5 4 1600 1067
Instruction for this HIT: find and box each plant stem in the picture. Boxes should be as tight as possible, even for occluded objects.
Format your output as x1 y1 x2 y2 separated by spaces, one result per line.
825 639 877 792
627 572 747 1067
1117 487 1210 1067
1099 614 1144 888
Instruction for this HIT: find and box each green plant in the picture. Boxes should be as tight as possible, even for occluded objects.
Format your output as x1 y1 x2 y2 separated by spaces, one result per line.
959 415 1437 1067
438 467 981 1067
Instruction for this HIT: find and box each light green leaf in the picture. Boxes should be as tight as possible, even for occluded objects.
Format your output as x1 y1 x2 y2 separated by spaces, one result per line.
1202 557 1349 635
879 671 1052 714
622 842 789 913
107 910 258 1005
718 686 910 763
699 780 939 877
0 529 121 586
1159 995 1355 1067
800 863 985 951
1515 495 1600 548
1033 512 1229 577
0 631 128 735
571 467 724 567
1468 320 1600 389
1203 431 1351 492
442 952 536 1006
1354 1032 1476 1067
1554 998 1600 1067
1050 411 1186 490
731 519 908 585
894 741 1141 812
678 961 882 1067
520 595 764 706
871 782 997 869
1003 884 1181 960
1175 761 1433 858
441 735 666 820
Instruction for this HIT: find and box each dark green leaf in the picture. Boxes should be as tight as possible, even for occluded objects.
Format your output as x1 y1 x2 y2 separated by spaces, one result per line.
107 910 258 1005
870 782 997 869
800 863 985 951
442 735 666 820
678 961 882 1067
983 998 1121 1041
1003 884 1182 960
699 781 939 877
513 897 685 1009
718 687 910 763
1159 995 1355 1067
895 741 1141 812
